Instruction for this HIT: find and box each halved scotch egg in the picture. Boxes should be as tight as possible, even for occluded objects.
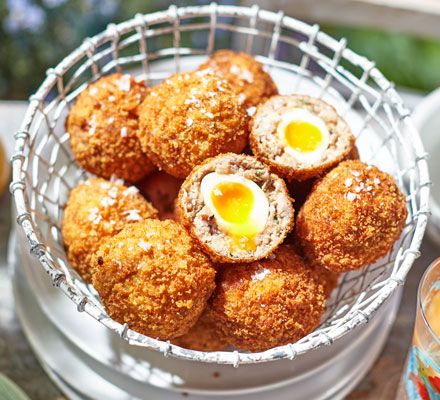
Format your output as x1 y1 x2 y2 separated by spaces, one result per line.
200 172 269 253
250 95 355 181
176 153 294 263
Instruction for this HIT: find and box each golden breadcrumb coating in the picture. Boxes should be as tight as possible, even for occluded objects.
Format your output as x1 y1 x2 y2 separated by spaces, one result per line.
67 73 154 182
295 160 408 273
208 245 326 352
198 50 278 110
137 171 183 220
137 70 249 178
92 220 216 339
308 263 340 298
172 312 228 352
288 242 340 299
61 178 158 282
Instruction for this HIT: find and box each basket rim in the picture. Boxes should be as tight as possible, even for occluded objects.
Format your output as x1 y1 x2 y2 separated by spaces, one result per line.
10 3 430 366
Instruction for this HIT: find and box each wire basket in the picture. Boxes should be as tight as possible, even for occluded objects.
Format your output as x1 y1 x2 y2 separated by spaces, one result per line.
11 4 430 366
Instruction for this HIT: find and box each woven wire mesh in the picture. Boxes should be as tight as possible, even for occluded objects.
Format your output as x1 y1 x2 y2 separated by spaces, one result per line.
11 4 430 366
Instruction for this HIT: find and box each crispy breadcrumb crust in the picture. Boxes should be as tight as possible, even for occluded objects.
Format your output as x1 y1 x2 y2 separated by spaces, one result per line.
66 73 154 182
172 312 228 352
61 178 158 282
137 70 249 178
295 160 408 273
176 153 295 263
198 50 278 110
208 245 326 352
136 171 183 220
92 220 217 339
250 95 355 181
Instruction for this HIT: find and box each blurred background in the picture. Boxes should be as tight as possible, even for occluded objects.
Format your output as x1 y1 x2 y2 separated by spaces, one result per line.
1 0 440 100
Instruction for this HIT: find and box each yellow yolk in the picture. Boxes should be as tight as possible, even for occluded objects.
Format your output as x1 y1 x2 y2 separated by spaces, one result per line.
211 181 258 252
211 182 254 224
276 108 330 163
201 172 269 255
284 121 324 153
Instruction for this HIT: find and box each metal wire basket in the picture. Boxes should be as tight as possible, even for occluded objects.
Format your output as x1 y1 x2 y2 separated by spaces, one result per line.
11 4 430 366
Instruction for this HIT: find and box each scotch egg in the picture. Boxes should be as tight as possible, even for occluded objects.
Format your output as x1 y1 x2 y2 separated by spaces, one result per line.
176 153 294 263
250 95 356 181
200 172 269 252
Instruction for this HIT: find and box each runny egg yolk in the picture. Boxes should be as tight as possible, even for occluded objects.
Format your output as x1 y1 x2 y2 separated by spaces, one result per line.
284 121 324 153
277 108 330 163
211 182 254 225
201 172 269 255
211 182 258 252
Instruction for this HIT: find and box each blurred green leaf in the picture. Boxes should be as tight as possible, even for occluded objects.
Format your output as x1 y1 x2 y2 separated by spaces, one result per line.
323 25 440 93
0 374 31 400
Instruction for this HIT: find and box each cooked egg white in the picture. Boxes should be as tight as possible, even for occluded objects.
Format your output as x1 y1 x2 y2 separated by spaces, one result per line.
200 172 269 252
277 108 329 163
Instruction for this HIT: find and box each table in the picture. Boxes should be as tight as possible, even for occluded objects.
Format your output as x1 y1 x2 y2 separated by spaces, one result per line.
0 100 438 400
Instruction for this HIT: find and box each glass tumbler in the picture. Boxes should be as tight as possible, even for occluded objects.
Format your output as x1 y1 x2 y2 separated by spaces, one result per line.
399 257 440 399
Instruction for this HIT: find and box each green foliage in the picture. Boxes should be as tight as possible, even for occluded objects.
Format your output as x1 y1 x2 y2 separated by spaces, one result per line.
324 25 440 93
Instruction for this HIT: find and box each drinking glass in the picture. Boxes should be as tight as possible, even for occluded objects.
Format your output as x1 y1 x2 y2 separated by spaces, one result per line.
399 257 440 399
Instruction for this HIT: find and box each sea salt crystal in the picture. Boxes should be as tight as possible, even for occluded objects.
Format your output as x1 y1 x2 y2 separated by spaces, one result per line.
186 118 193 127
117 74 131 92
108 186 118 199
100 182 111 190
88 115 97 136
230 65 241 75
373 178 381 185
107 117 115 124
120 127 128 137
123 186 139 196
252 268 270 281
138 240 152 252
247 106 256 117
346 192 358 202
88 207 102 224
240 68 254 83
351 170 361 177
90 87 98 95
355 182 365 193
100 196 116 207
344 178 353 188
205 111 214 119
124 209 142 221
108 95 116 102
184 97 197 105
238 93 246 105
110 175 124 185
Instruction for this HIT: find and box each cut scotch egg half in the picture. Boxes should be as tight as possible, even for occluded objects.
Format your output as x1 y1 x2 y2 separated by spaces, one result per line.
200 172 269 253
277 108 330 163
